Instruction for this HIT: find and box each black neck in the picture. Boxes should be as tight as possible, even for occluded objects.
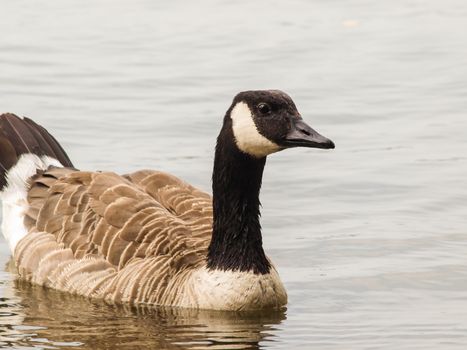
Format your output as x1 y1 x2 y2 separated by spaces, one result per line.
207 119 271 274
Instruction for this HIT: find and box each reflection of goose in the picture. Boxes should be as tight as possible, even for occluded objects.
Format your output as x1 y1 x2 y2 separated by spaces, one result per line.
0 254 27 348
0 90 334 310
6 279 286 350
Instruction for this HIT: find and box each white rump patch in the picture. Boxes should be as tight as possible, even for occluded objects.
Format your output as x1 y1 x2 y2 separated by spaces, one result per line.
0 154 62 254
230 102 281 158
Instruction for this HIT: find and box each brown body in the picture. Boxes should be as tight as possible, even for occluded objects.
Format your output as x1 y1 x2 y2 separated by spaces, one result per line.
15 167 286 309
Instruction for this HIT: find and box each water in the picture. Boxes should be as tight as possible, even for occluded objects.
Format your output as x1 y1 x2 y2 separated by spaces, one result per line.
1 0 467 348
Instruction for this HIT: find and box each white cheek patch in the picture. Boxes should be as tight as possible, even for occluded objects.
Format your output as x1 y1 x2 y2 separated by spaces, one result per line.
230 102 281 158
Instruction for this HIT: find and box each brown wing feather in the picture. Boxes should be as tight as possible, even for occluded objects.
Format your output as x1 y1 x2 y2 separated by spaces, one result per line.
16 167 213 307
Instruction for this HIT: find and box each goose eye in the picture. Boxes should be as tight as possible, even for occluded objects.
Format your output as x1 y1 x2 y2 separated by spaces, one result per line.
257 103 271 115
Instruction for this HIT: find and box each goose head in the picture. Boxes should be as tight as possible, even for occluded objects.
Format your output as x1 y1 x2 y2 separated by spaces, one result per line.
227 90 335 158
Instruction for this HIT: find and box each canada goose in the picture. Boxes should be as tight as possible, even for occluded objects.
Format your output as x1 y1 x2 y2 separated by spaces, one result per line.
0 90 334 311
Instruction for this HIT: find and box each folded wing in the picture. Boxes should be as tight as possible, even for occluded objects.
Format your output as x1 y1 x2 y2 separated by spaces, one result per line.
16 167 213 305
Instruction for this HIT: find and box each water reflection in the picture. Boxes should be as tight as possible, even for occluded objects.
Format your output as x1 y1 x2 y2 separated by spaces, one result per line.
0 265 285 350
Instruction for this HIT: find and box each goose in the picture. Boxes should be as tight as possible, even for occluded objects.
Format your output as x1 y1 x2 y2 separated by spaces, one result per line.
0 90 334 311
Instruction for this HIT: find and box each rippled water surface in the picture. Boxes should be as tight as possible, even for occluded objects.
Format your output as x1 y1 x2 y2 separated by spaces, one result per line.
1 0 467 349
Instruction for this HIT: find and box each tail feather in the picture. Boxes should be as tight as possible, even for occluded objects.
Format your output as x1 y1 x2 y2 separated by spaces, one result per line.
0 113 74 253
0 134 18 173
23 117 73 167
0 113 73 191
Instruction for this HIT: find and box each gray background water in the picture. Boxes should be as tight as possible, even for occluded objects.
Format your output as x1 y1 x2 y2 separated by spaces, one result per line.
1 0 467 349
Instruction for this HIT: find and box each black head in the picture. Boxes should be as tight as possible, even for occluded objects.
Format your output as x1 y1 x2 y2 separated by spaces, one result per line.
227 90 335 158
